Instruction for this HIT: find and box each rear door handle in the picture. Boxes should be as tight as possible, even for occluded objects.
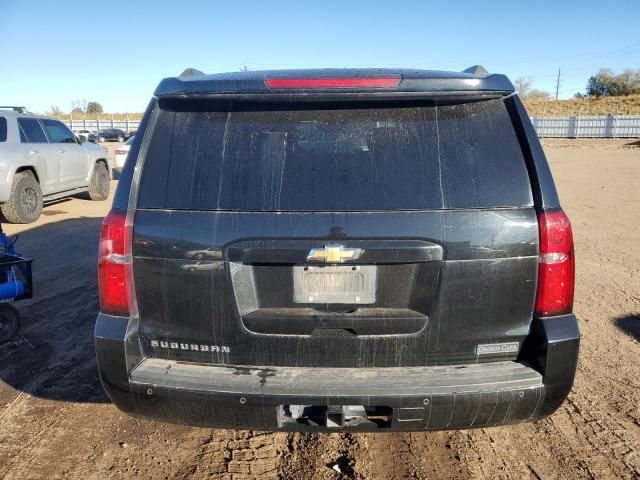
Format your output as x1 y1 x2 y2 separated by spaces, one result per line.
29 150 39 154
57 149 66 154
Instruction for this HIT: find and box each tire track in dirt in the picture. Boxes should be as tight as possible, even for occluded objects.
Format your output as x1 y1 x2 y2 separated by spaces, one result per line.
279 430 466 479
355 432 465 479
280 431 392 479
555 388 640 477
0 395 67 477
174 430 285 479
451 421 591 479
279 433 338 479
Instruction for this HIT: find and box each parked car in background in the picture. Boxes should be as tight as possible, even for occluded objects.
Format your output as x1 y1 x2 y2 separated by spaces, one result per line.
114 136 133 171
127 130 137 139
97 128 126 143
0 107 111 223
95 68 578 432
73 129 97 143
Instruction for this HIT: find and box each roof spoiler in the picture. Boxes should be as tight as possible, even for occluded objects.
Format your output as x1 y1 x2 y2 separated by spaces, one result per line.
0 106 28 113
155 67 514 100
462 65 488 75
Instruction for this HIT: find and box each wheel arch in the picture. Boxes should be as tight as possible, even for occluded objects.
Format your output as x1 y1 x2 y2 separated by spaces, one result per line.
14 165 40 184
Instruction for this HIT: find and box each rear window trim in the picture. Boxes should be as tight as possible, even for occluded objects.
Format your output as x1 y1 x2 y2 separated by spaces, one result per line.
157 91 510 106
134 205 535 214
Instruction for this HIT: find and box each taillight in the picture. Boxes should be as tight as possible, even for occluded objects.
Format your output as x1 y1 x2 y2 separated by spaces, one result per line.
264 76 401 89
98 209 133 316
534 209 575 317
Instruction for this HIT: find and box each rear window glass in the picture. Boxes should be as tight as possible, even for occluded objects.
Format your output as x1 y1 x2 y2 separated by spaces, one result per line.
138 99 532 211
0 117 6 142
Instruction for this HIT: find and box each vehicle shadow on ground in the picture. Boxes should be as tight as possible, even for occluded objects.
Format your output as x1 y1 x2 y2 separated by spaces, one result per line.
0 216 109 404
615 314 640 342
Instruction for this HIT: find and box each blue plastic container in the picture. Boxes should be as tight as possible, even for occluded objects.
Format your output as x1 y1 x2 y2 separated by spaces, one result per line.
0 280 24 301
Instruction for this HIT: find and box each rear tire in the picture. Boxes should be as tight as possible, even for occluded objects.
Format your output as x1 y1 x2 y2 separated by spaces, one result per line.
0 171 43 223
88 162 110 201
0 304 20 343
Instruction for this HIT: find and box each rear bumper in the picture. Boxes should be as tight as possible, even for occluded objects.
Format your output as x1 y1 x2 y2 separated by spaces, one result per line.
95 314 579 432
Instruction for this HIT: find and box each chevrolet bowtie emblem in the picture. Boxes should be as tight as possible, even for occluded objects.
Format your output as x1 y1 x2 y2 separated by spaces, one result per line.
307 245 363 263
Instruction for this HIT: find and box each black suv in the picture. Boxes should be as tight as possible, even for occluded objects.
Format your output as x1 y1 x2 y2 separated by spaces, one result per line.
97 128 127 142
95 67 579 431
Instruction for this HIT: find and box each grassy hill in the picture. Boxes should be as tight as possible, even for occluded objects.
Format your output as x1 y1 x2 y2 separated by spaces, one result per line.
523 94 640 116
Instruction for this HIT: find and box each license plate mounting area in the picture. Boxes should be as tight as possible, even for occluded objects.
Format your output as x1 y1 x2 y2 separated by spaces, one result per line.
293 265 376 304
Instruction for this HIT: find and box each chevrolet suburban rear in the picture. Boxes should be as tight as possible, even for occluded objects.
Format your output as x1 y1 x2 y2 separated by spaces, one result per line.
94 67 579 431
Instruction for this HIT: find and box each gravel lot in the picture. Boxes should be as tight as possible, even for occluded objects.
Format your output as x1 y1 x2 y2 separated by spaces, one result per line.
0 140 638 479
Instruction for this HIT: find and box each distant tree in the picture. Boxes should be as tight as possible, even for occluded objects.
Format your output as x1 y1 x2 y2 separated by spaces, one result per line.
586 68 640 97
586 70 611 97
514 77 552 100
620 68 640 85
48 105 62 116
71 98 88 112
86 102 104 113
514 77 533 98
71 107 84 115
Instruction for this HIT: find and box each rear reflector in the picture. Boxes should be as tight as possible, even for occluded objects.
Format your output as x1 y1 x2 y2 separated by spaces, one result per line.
534 209 575 317
98 209 133 316
265 76 401 89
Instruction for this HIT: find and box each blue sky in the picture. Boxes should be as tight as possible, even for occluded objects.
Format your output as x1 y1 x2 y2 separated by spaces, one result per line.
1 0 639 113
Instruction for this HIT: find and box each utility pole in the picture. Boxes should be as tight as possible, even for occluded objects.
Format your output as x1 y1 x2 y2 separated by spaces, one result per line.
555 68 561 100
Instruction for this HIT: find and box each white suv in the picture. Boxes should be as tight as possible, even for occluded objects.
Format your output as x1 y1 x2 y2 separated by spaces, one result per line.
0 107 111 223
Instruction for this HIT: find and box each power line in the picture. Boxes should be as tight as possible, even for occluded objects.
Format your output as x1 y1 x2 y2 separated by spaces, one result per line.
559 41 640 70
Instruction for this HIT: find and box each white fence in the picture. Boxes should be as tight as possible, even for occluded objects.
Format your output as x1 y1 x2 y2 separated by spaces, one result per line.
530 115 640 138
63 118 141 133
62 115 640 139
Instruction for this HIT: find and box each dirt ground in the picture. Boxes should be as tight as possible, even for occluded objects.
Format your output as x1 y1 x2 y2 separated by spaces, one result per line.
0 140 639 479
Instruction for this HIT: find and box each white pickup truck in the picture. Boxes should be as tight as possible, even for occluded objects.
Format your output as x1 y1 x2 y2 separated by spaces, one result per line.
0 107 111 223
